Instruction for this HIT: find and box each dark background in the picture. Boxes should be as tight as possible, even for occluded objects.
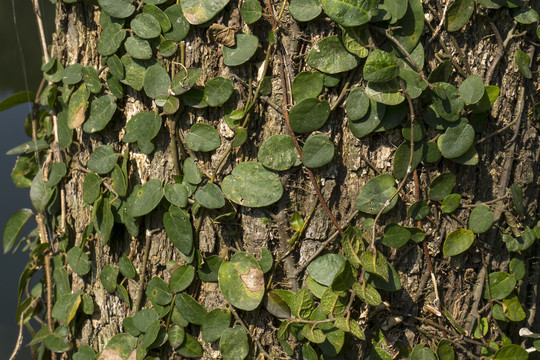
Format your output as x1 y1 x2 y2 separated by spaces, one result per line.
0 0 55 357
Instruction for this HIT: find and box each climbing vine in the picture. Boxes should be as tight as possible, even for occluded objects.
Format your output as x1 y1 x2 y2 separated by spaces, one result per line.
1 0 540 359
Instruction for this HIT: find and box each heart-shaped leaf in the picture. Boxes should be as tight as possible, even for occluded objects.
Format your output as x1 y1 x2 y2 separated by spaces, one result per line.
185 123 221 152
302 134 335 168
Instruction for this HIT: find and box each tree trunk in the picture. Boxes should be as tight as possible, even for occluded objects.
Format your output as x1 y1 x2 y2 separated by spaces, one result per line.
9 0 540 359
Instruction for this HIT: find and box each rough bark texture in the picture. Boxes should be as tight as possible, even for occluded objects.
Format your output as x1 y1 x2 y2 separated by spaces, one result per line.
47 1 539 359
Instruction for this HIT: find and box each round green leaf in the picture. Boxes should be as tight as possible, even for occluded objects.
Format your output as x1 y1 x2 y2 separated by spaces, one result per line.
407 200 429 220
459 75 485 105
365 79 404 105
258 134 301 171
509 258 525 281
175 293 207 325
241 0 262 24
321 0 377 26
399 68 427 99
84 95 117 133
306 254 346 286
220 326 249 360
292 71 324 102
124 36 153 60
382 224 411 248
62 64 83 85
346 87 370 121
122 111 162 151
195 183 225 209
143 4 171 32
388 0 424 53
98 23 126 56
171 68 201 95
432 83 464 122
446 0 474 32
202 308 231 342
176 333 203 358
87 145 119 175
183 157 202 185
147 276 173 305
131 13 162 39
83 172 102 204
223 34 259 66
126 179 164 217
185 123 221 152
439 121 475 159
436 340 455 360
504 295 526 322
289 98 330 133
164 4 191 42
410 344 436 360
204 76 234 106
67 247 91 276
144 63 171 99
468 204 493 234
218 252 265 311
443 228 475 257
429 172 456 201
355 174 398 215
159 40 178 57
513 8 539 24
302 134 335 168
363 50 399 83
493 344 528 360
169 265 195 293
221 162 284 207
164 206 193 255
98 0 134 18
486 272 516 300
307 36 359 74
165 183 188 208
181 0 231 24
348 99 385 138
3 208 33 253
132 308 159 333
441 193 461 213
289 0 322 22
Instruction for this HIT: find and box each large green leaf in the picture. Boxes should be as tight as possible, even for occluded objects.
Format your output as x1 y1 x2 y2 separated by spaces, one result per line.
222 34 259 66
348 99 385 138
346 87 370 120
429 172 455 201
307 36 359 74
124 36 152 60
0 91 35 112
144 63 171 99
292 71 324 102
83 95 117 133
202 308 231 342
431 83 464 122
241 0 262 24
410 344 436 360
195 183 225 209
87 145 119 174
321 0 377 26
204 76 234 106
98 23 126 56
221 162 283 207
468 205 493 234
98 0 134 18
185 123 221 152
365 79 404 105
164 4 191 41
439 121 474 159
458 75 484 105
219 252 265 310
486 272 516 300
493 344 528 359
307 254 346 286
388 0 424 53
443 228 475 256
176 333 203 358
289 98 331 133
290 0 323 22
355 174 398 214
175 293 207 325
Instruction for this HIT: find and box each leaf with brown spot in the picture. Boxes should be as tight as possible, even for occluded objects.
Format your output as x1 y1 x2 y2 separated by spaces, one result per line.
67 84 89 129
239 266 264 292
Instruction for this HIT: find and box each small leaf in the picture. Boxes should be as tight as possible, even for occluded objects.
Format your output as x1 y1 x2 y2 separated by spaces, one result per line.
442 194 461 213
119 255 136 279
185 123 221 152
44 326 73 353
408 200 429 220
302 134 335 168
458 75 485 105
503 295 526 322
388 0 424 53
144 63 171 99
132 308 159 332
360 250 389 281
3 209 33 253
349 99 385 138
124 36 153 60
83 94 117 133
289 0 322 22
321 0 377 26
307 36 359 74
439 121 475 159
410 344 436 360
436 339 455 360
181 0 231 24
98 0 134 18
165 183 188 208
307 254 346 286
164 4 191 42
515 50 532 79
0 91 35 112
355 174 398 215
241 0 262 24
164 206 193 256
175 293 207 325
365 79 404 105
202 308 231 342
429 172 456 201
513 8 539 24
98 23 126 56
147 276 173 305
346 87 370 121
204 76 234 106
289 98 331 133
183 157 202 185
168 325 185 349
486 272 516 300
493 344 528 360
381 224 410 248
223 34 259 66
446 0 474 32
468 205 493 234
431 83 464 122
363 50 399 83
30 169 53 212
67 247 91 276
67 85 90 129
131 13 161 39
126 179 164 217
83 172 102 204
292 71 324 102
176 333 203 358
393 141 423 180
198 255 223 282
259 248 273 273
100 264 119 293
443 228 475 257
264 291 291 318
169 265 195 293
87 145 119 174
258 135 301 171
220 326 249 360
195 183 225 209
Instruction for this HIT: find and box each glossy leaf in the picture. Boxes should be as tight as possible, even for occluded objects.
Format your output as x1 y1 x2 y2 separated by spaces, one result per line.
307 254 346 286
289 98 331 133
346 87 370 121
382 224 410 248
185 123 221 152
486 272 516 300
458 75 484 105
258 134 301 171
355 174 398 215
363 50 399 82
222 34 259 66
204 76 233 106
98 0 134 18
87 145 118 174
302 134 335 168
443 228 475 257
439 121 475 159
307 36 359 74
321 0 377 26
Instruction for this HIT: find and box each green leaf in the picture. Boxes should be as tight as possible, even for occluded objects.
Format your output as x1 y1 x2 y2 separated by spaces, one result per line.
363 50 399 82
133 308 159 332
366 260 401 291
513 8 539 24
43 58 64 83
165 183 188 208
264 291 292 318
259 248 273 273
98 0 134 18
218 252 265 311
468 205 493 234
159 40 178 57
443 228 475 257
515 50 532 79
164 206 193 255
83 172 101 204
67 247 91 276
146 276 173 306
307 254 346 286
121 55 146 91
302 342 318 360
365 79 404 105
321 0 377 26
510 183 524 216
83 95 117 133
436 339 455 360
3 209 33 253
486 272 516 300
241 0 262 24
355 174 398 215
100 264 119 293
429 172 456 201
204 76 234 106
509 258 525 281
198 255 223 282
44 326 73 353
221 162 284 207
408 200 429 220
381 224 410 248
180 0 230 24
143 4 171 32
171 68 200 95
360 250 389 281
399 68 427 99
439 121 475 159
185 123 221 152
307 36 359 74
410 344 436 360
169 265 195 293
388 0 424 53
442 194 461 213
0 91 35 112
73 345 96 360
222 34 259 66
346 87 370 121
168 325 185 349
302 134 335 168
144 63 171 99
175 293 207 325
503 227 537 252
126 179 164 217
195 183 225 209
87 145 119 174
52 292 81 323
318 327 345 356
220 326 249 360
471 85 499 113
493 344 528 360
392 140 423 180
431 83 464 122
119 255 136 279
30 169 53 212
292 71 324 102
176 333 203 358
446 0 474 32
98 23 126 56
202 308 231 342
67 84 90 129
258 134 301 171
130 13 162 39
341 25 369 58
289 0 322 22
122 111 162 154
291 288 315 319
183 157 202 185
458 75 485 105
352 282 381 306
62 63 83 85
289 98 331 133
124 36 153 60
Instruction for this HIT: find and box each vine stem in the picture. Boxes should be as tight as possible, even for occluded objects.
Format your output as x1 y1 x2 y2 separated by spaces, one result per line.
133 217 154 313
